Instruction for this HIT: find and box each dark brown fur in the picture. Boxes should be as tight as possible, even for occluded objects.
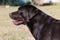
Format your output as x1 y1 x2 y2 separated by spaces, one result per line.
9 5 60 40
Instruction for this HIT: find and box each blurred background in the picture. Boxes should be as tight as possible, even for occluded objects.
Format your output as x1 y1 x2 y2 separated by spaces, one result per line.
0 0 60 40
0 0 60 6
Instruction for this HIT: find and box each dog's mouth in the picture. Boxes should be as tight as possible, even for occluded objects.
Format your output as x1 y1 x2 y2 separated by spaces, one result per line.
9 13 24 25
12 19 24 25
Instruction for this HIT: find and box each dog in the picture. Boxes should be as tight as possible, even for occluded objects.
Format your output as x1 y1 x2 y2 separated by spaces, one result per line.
9 5 60 40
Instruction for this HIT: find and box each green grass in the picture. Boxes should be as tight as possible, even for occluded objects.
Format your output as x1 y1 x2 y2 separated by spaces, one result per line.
0 4 60 40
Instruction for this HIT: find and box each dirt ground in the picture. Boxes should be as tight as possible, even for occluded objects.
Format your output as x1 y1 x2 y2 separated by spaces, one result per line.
0 5 60 40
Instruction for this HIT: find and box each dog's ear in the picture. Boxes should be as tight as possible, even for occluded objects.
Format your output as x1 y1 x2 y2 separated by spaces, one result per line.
24 11 35 22
26 9 39 22
28 12 36 19
28 9 39 20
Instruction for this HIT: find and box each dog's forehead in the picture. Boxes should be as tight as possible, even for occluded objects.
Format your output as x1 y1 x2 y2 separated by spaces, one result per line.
10 11 18 15
18 8 27 14
18 6 26 10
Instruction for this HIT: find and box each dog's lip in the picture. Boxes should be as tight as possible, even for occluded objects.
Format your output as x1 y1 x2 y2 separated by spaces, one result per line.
12 20 24 25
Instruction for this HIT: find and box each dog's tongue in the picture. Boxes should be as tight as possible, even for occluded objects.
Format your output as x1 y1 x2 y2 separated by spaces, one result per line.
12 20 23 25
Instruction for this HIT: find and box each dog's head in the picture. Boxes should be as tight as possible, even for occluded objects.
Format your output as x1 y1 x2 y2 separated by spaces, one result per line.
9 5 38 25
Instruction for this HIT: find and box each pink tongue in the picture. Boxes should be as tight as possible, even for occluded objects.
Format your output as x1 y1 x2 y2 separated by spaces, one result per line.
12 20 23 25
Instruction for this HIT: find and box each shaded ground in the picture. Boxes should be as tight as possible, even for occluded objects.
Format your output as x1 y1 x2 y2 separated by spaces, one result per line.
0 5 60 40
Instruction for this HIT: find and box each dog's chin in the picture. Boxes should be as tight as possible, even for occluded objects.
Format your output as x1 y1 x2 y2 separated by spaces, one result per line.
12 20 24 25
